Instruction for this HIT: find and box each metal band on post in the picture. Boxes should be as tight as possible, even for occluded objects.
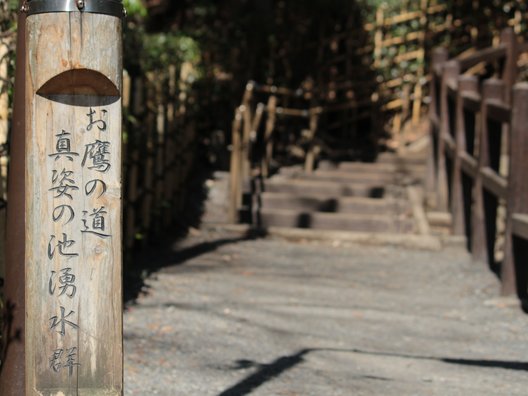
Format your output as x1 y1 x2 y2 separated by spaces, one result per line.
23 0 125 18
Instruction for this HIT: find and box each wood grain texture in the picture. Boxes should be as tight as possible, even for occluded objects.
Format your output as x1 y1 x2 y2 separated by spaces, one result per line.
25 12 122 396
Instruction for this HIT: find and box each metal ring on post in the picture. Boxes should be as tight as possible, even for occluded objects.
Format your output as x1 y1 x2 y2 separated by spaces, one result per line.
24 0 125 18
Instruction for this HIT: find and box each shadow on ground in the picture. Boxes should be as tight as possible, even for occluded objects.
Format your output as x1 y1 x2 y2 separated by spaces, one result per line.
217 347 528 396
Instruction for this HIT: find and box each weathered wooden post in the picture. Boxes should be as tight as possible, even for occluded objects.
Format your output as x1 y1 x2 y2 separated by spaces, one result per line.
451 76 478 236
472 79 505 265
229 107 243 224
261 95 277 178
425 47 448 208
437 60 459 212
21 1 125 394
304 109 320 173
241 82 255 182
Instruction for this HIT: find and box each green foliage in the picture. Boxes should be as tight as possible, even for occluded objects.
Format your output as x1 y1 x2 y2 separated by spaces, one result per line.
0 0 18 31
123 0 147 18
122 1 201 77
141 33 200 72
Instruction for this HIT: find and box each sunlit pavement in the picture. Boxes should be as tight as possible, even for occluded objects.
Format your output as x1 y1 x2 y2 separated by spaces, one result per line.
124 227 528 396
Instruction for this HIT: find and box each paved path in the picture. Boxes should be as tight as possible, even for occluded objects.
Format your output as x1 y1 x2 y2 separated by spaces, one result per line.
124 227 528 395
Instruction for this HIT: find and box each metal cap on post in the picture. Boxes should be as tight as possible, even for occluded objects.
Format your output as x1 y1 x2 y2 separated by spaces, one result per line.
18 2 125 394
22 0 125 18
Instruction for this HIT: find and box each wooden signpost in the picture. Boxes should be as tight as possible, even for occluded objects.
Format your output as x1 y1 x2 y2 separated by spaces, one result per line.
21 1 125 394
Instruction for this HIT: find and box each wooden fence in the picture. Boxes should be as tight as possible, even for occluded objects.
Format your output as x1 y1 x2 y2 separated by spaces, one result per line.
122 65 199 254
228 81 316 223
307 0 528 151
429 28 528 298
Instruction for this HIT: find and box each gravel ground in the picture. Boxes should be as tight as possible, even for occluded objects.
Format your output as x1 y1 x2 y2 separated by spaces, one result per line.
124 228 528 396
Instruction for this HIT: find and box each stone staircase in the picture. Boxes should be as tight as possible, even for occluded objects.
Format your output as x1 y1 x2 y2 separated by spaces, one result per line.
250 152 430 235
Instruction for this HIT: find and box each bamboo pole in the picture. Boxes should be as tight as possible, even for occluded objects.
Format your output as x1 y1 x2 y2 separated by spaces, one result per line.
22 5 124 394
373 6 385 69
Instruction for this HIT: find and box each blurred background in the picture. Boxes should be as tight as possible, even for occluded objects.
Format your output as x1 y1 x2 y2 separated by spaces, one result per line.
1 0 528 344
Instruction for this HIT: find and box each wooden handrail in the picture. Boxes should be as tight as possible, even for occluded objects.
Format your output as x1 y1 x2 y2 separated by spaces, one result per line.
485 100 511 123
457 45 507 72
429 29 528 298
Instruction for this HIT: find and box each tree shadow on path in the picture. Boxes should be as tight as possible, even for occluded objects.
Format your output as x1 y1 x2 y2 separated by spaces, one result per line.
217 347 528 396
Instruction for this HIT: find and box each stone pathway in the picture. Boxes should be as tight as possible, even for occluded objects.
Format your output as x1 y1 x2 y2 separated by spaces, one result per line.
124 227 528 396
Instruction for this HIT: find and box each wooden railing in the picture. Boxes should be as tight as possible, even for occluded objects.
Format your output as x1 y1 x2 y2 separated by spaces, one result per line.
228 81 322 223
429 28 528 298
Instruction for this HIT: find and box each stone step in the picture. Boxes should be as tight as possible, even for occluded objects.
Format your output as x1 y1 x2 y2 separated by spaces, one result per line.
257 208 416 233
334 162 426 182
319 160 395 172
377 152 427 165
294 169 396 184
264 178 386 198
260 192 410 214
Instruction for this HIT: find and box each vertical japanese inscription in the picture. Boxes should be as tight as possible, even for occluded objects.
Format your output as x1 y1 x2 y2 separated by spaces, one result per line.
43 107 115 378
28 96 122 391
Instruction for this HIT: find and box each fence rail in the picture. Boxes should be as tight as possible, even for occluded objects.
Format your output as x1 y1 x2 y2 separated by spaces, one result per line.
429 28 528 298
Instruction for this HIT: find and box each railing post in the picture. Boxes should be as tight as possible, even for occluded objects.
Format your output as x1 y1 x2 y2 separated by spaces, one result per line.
250 102 265 170
304 109 320 173
229 108 243 224
472 79 505 264
262 95 277 178
451 76 478 236
241 82 254 182
425 47 448 208
436 60 459 212
502 83 528 296
18 2 125 394
500 28 518 105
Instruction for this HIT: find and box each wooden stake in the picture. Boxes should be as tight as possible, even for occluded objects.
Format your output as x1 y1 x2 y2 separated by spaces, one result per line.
24 10 123 395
